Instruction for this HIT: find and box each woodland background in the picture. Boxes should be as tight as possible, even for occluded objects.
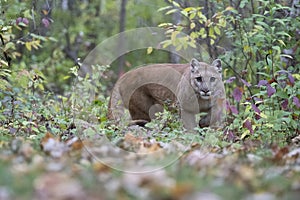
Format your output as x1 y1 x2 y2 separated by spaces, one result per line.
0 0 300 199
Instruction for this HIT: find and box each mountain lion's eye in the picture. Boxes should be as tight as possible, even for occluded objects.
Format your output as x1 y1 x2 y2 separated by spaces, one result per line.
196 77 203 82
210 77 216 82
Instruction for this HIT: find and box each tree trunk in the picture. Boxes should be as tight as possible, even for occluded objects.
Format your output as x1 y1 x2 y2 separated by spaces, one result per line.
118 0 127 76
281 0 300 70
170 0 181 63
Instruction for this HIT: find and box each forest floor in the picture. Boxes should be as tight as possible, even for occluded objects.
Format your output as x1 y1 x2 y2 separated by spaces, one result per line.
1 126 300 200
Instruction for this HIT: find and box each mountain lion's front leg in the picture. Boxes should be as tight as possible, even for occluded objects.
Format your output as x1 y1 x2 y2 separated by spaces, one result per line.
200 100 225 129
199 113 210 128
181 110 197 130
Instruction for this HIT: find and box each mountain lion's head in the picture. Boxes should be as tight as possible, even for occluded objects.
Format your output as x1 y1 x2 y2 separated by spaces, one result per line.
190 58 223 100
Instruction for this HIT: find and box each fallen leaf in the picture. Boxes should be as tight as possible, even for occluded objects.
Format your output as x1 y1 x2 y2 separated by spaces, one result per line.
41 133 68 158
181 192 221 200
185 150 220 168
93 162 111 173
244 192 276 200
0 187 10 200
272 146 289 164
19 142 34 161
170 183 194 198
34 172 85 200
66 137 83 150
122 170 175 198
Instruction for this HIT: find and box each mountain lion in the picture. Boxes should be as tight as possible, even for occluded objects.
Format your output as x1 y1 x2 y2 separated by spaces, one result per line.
108 58 226 130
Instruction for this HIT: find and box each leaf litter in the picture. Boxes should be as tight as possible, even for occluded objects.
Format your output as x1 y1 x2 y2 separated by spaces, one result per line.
0 127 300 200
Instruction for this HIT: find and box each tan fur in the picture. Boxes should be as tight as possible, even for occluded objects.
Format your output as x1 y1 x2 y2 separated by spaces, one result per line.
108 59 226 129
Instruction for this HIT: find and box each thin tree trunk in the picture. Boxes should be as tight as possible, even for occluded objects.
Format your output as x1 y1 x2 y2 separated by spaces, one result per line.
280 0 300 70
118 0 127 76
170 0 181 63
203 0 213 59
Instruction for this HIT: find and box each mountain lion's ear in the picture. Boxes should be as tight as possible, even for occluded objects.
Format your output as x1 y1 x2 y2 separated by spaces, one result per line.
212 59 222 73
190 58 200 73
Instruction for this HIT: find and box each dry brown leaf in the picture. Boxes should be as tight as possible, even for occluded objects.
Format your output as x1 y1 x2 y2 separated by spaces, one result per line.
170 182 194 198
191 142 201 149
180 192 221 200
124 133 143 145
0 187 10 200
147 142 162 152
244 192 276 200
139 142 162 153
185 150 219 168
272 146 289 164
284 148 300 165
40 132 54 144
34 172 85 200
237 165 256 182
66 137 83 150
93 162 111 173
19 142 34 160
40 133 68 158
122 170 175 198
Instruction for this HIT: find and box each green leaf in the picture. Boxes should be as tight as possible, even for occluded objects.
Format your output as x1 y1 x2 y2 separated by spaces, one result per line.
3 42 15 51
158 23 173 28
161 40 172 48
272 46 281 53
274 18 286 26
188 41 196 48
147 46 153 55
63 75 71 80
23 9 32 19
219 18 226 27
256 21 269 29
175 44 182 51
240 0 248 8
30 33 47 41
165 9 178 15
277 40 286 46
190 22 196 29
280 54 293 59
198 12 207 22
171 31 179 43
276 31 291 38
157 6 172 12
190 12 196 19
241 130 250 139
199 28 206 38
214 26 221 35
183 7 194 12
172 1 180 8
25 42 32 51
190 32 198 39
209 27 214 37
48 37 58 42
180 10 188 17
0 79 10 90
276 91 288 99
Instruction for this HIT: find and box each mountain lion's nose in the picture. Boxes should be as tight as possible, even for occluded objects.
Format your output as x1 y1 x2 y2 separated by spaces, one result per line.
201 88 209 94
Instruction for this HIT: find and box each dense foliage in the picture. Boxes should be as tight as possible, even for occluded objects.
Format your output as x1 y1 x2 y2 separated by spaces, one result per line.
1 0 298 142
159 0 300 142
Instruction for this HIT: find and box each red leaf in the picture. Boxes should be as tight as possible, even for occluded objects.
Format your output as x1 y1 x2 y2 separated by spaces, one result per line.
233 87 243 102
243 119 253 134
42 18 50 28
267 84 276 97
293 96 300 108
